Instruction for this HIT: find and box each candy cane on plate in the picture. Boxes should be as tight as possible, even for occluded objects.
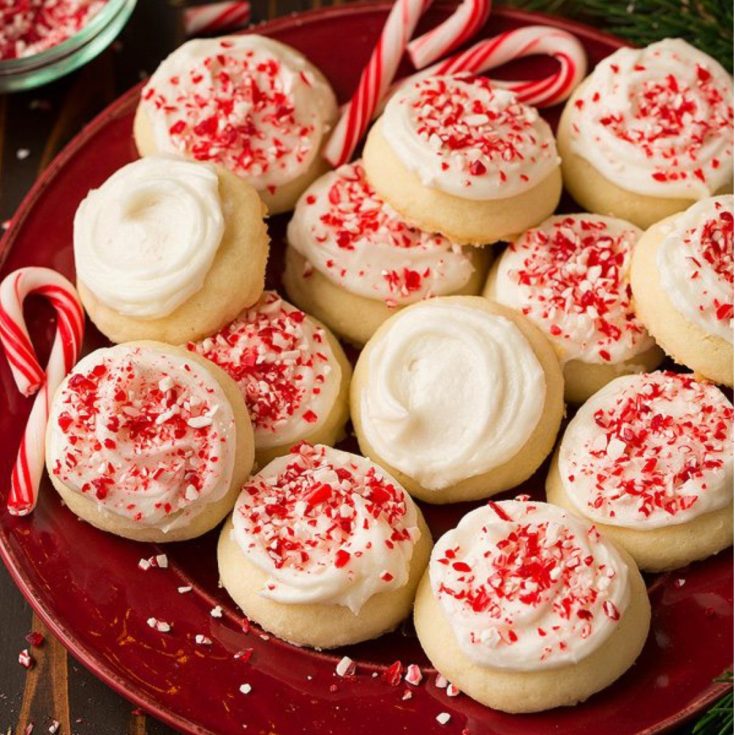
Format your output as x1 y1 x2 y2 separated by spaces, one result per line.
407 0 491 68
405 25 588 107
184 1 251 37
0 268 85 516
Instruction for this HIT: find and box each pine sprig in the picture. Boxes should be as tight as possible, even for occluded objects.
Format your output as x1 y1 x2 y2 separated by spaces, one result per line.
502 0 733 71
691 672 734 735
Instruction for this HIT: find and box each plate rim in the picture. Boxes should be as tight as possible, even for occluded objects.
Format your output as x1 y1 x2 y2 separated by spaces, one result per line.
0 3 731 734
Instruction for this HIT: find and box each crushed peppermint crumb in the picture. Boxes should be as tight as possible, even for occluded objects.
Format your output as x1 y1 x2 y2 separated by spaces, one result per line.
25 631 44 647
446 683 460 697
435 674 448 689
177 585 193 594
335 655 356 677
674 578 686 588
146 617 172 633
18 648 34 669
210 605 223 618
404 663 423 686
48 721 60 734
436 713 451 725
401 689 413 701
194 634 212 646
239 683 252 695
16 148 30 160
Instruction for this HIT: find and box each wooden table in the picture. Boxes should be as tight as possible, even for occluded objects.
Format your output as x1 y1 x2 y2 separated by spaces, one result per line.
0 2 709 733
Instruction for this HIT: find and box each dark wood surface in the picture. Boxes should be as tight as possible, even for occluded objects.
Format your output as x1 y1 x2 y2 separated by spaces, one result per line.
0 2 708 734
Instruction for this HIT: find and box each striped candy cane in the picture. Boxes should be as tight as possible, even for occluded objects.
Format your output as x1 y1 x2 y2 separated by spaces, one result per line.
184 1 251 36
414 25 588 107
407 0 491 68
0 268 85 516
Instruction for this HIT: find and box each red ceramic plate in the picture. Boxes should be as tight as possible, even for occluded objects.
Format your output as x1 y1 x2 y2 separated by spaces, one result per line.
0 4 732 734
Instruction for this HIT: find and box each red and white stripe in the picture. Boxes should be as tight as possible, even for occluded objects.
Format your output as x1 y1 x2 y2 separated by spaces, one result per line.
184 1 251 37
323 0 432 167
0 268 85 516
408 25 588 107
407 0 491 68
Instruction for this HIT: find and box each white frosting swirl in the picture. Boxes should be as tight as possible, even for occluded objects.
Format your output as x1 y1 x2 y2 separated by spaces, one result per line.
189 291 342 450
47 344 237 530
566 39 733 198
657 195 734 342
430 500 630 671
140 35 337 192
74 156 224 319
381 75 559 201
493 214 654 364
287 162 475 305
231 443 420 613
559 372 734 529
358 299 545 490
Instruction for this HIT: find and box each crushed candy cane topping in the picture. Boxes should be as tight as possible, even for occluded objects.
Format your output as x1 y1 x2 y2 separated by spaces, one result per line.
559 371 733 529
381 75 558 200
494 214 653 364
0 0 108 60
189 291 342 449
232 443 419 613
47 344 236 528
140 35 336 191
430 500 630 670
287 162 474 305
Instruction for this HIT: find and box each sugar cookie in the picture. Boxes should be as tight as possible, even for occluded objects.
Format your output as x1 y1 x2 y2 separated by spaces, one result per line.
363 75 562 245
547 371 733 571
217 443 431 648
414 500 650 713
46 342 254 542
558 39 733 228
485 213 663 403
285 161 490 344
350 296 564 503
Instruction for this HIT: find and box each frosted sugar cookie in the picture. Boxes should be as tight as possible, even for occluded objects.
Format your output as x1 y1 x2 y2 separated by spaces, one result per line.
350 296 564 503
630 195 733 385
414 500 650 713
188 291 351 467
485 213 663 403
547 371 733 571
285 161 490 345
74 156 269 345
46 342 254 542
363 75 562 245
135 35 337 214
558 39 733 228
217 443 431 648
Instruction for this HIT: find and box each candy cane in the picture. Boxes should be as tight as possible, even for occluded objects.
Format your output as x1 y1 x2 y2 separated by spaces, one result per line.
407 0 491 68
184 1 251 37
402 26 588 108
0 268 85 516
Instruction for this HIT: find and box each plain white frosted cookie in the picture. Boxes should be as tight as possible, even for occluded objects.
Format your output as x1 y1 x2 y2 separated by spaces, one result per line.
631 195 733 385
350 296 564 503
46 342 254 543
414 500 650 713
547 371 733 571
217 443 432 648
188 291 352 467
284 160 491 345
134 35 337 214
558 39 733 228
363 75 562 245
74 156 269 345
485 213 663 403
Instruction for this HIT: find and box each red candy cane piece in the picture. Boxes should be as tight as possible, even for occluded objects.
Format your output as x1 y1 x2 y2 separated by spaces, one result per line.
415 25 588 107
183 1 251 37
407 0 491 68
323 0 432 168
0 268 85 516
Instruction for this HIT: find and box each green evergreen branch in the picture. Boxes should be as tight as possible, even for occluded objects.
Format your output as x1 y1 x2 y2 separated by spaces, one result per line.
691 672 733 735
501 0 733 70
